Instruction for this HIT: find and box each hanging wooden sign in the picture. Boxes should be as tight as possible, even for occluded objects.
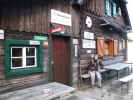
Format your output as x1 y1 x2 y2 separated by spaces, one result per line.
48 25 65 33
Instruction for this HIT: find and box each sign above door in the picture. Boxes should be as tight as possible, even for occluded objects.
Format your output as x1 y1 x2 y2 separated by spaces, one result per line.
51 9 72 26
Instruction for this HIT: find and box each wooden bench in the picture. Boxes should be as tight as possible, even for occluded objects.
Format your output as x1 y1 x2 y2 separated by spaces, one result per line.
118 74 133 93
80 69 107 83
119 74 133 83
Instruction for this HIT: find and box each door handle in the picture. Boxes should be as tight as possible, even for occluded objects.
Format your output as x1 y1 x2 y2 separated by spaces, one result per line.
51 61 54 65
51 61 54 70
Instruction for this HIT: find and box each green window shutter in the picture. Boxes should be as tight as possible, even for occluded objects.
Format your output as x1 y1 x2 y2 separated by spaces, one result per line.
105 0 111 16
5 39 44 78
105 0 108 15
112 3 117 16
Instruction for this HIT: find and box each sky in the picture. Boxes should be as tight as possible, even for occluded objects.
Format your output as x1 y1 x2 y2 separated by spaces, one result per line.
127 0 133 27
127 0 133 61
127 0 133 39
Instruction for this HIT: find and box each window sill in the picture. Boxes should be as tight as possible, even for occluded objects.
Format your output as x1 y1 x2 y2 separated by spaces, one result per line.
6 66 43 78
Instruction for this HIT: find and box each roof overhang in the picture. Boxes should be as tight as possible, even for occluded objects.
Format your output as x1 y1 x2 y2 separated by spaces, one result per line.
100 17 127 33
112 0 127 4
100 0 132 32
114 0 132 30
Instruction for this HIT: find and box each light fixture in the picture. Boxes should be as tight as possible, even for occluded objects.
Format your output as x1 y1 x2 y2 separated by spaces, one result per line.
43 41 48 48
0 29 4 34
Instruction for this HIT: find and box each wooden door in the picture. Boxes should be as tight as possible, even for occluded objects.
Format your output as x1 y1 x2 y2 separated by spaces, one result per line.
52 36 70 85
109 40 114 57
114 40 118 56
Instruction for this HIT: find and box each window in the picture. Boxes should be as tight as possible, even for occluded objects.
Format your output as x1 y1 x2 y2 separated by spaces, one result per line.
119 40 123 51
105 0 111 16
97 38 118 58
105 0 118 16
104 41 109 56
5 39 43 77
117 7 121 16
112 3 117 16
122 39 125 49
119 39 125 51
11 47 37 69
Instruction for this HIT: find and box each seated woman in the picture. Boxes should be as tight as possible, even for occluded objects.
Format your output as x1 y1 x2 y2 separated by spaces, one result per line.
88 55 103 88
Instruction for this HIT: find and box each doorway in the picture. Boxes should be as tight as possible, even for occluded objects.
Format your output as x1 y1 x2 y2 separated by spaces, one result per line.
52 36 71 85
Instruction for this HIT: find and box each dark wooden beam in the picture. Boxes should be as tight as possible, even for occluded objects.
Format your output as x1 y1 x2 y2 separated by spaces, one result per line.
0 0 8 3
118 0 132 30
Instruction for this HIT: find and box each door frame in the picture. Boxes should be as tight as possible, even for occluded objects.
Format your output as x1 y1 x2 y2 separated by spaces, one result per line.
48 33 73 86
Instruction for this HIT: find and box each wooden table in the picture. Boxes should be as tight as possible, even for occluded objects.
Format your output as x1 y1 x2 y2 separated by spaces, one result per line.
0 82 75 100
104 63 129 79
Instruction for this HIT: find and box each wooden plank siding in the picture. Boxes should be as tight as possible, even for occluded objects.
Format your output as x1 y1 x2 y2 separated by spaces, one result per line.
84 0 104 16
0 0 81 91
78 0 128 80
0 0 78 34
0 30 49 92
0 0 129 90
0 0 125 34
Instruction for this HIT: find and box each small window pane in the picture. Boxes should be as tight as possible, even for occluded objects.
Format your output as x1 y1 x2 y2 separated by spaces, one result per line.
122 40 125 49
112 3 117 16
12 58 22 68
26 58 35 66
26 48 35 56
104 41 109 55
12 48 22 57
119 40 123 51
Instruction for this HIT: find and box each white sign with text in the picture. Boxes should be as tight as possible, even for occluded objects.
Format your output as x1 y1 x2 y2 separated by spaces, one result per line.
73 39 78 44
82 39 96 48
84 31 94 39
30 40 40 45
51 9 72 26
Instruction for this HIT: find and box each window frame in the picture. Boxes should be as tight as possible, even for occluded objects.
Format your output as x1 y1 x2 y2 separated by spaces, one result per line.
105 0 111 16
105 0 118 16
5 39 43 78
11 46 37 69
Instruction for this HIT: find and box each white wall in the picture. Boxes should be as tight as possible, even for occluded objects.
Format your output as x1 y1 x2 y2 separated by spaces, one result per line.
127 41 133 62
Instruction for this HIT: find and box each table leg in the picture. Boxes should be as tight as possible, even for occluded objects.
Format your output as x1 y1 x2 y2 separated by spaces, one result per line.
128 67 130 75
129 64 131 73
129 64 133 73
127 82 129 94
117 71 119 79
121 82 124 94
131 64 133 72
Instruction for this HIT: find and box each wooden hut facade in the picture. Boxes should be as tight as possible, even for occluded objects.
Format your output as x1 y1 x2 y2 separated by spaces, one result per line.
0 0 131 92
